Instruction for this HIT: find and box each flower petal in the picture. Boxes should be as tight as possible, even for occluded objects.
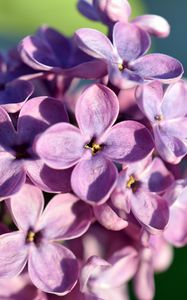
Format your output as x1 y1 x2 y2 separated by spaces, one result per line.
135 81 163 122
8 183 44 231
161 80 187 119
35 123 85 169
0 232 28 278
130 53 183 83
103 120 154 163
132 14 170 38
39 193 92 240
28 243 79 295
0 106 17 151
131 188 169 233
74 28 115 60
113 22 150 62
77 0 99 21
76 84 119 139
26 160 72 193
18 96 68 144
71 156 118 205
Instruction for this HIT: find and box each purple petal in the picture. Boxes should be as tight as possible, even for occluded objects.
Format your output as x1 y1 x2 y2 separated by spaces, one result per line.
94 0 131 23
134 248 155 300
39 193 92 240
130 53 184 83
9 183 44 231
161 80 187 119
76 84 119 139
75 28 115 60
141 157 174 193
28 243 78 295
113 22 151 61
154 125 187 164
19 36 60 70
151 235 173 272
132 14 170 38
18 96 68 143
66 59 107 79
71 156 118 205
0 80 34 113
94 202 128 230
26 160 72 193
164 207 187 247
35 123 85 169
0 157 26 198
0 106 17 150
131 188 169 233
77 0 99 21
0 232 28 278
103 121 154 163
135 81 163 122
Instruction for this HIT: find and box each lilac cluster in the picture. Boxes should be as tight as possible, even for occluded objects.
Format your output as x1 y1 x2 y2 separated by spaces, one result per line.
0 0 187 299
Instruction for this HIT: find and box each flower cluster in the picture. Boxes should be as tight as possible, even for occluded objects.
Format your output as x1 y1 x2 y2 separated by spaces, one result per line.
0 0 186 299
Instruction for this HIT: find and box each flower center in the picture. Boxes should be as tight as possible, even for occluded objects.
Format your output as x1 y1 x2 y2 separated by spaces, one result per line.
27 230 35 243
85 140 102 155
118 63 125 72
13 143 32 159
126 175 139 193
154 114 163 121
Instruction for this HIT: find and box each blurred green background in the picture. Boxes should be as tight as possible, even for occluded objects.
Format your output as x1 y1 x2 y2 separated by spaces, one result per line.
0 0 186 299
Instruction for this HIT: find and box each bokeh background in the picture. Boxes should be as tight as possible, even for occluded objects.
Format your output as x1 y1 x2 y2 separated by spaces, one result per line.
0 0 186 299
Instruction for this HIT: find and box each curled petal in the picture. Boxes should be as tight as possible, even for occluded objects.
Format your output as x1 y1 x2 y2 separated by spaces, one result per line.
39 193 93 240
0 232 28 278
131 188 169 233
71 156 118 205
75 28 115 60
9 183 44 231
103 120 154 163
113 22 150 62
77 0 99 21
35 123 85 169
130 53 184 83
28 243 79 295
132 14 170 38
76 84 119 139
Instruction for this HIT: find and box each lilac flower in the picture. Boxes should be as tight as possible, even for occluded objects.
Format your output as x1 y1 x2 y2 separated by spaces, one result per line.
0 96 72 197
0 183 92 295
136 80 187 163
163 179 187 247
75 22 183 88
77 0 170 38
79 247 138 300
18 26 107 80
36 84 154 204
94 157 173 232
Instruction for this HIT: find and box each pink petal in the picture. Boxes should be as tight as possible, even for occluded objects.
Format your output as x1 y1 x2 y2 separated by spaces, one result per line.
28 243 79 295
94 0 131 22
0 232 28 278
35 123 85 169
9 183 44 231
76 84 119 139
71 156 118 205
39 193 92 240
132 14 170 38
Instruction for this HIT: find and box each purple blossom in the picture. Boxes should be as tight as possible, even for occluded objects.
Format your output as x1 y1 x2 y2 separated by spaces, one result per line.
0 96 73 197
77 0 170 38
75 22 183 88
94 157 172 232
0 183 92 295
136 80 187 163
35 84 154 204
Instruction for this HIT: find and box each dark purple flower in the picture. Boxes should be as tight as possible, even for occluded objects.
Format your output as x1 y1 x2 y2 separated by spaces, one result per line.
35 84 154 205
136 80 187 163
0 96 73 197
75 22 183 88
0 183 92 294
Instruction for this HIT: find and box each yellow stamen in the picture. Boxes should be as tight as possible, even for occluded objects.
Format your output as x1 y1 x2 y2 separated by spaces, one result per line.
27 231 35 242
126 175 136 189
118 63 124 72
85 143 102 155
154 114 163 121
